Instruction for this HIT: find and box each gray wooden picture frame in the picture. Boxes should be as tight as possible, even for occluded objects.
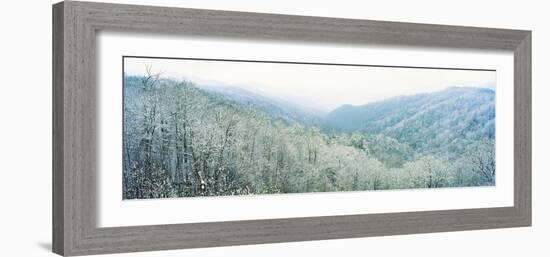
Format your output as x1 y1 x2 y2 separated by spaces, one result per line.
52 1 531 256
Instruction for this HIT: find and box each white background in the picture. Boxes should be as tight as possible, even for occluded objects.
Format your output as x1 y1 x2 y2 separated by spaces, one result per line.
0 0 548 256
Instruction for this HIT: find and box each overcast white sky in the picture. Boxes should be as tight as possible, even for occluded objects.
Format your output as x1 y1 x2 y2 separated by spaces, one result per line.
124 57 496 112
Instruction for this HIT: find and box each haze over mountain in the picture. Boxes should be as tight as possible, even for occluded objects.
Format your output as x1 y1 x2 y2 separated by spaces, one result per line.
198 84 326 127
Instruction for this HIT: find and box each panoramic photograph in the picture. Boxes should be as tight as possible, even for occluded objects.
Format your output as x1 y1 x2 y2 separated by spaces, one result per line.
122 56 496 200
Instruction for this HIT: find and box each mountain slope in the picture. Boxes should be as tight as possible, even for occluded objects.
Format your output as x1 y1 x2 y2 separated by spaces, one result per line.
326 87 495 156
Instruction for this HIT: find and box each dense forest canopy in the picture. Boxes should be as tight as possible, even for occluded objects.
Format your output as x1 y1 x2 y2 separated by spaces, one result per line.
123 68 495 199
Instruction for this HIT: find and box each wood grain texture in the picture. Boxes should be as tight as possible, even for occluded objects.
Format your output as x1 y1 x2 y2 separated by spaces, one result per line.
52 2 65 255
52 1 532 256
514 32 532 224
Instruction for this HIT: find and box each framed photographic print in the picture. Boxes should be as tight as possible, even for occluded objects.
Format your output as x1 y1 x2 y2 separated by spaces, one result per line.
52 1 531 256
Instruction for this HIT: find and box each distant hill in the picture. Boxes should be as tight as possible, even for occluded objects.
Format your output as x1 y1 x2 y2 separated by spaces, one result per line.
325 87 495 156
199 84 325 127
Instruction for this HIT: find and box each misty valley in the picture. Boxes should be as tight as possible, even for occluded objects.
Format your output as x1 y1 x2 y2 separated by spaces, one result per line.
123 69 495 199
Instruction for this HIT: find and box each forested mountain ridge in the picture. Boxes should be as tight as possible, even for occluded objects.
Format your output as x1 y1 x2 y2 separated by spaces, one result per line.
169 79 495 158
326 87 495 157
123 74 496 199
197 84 495 159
